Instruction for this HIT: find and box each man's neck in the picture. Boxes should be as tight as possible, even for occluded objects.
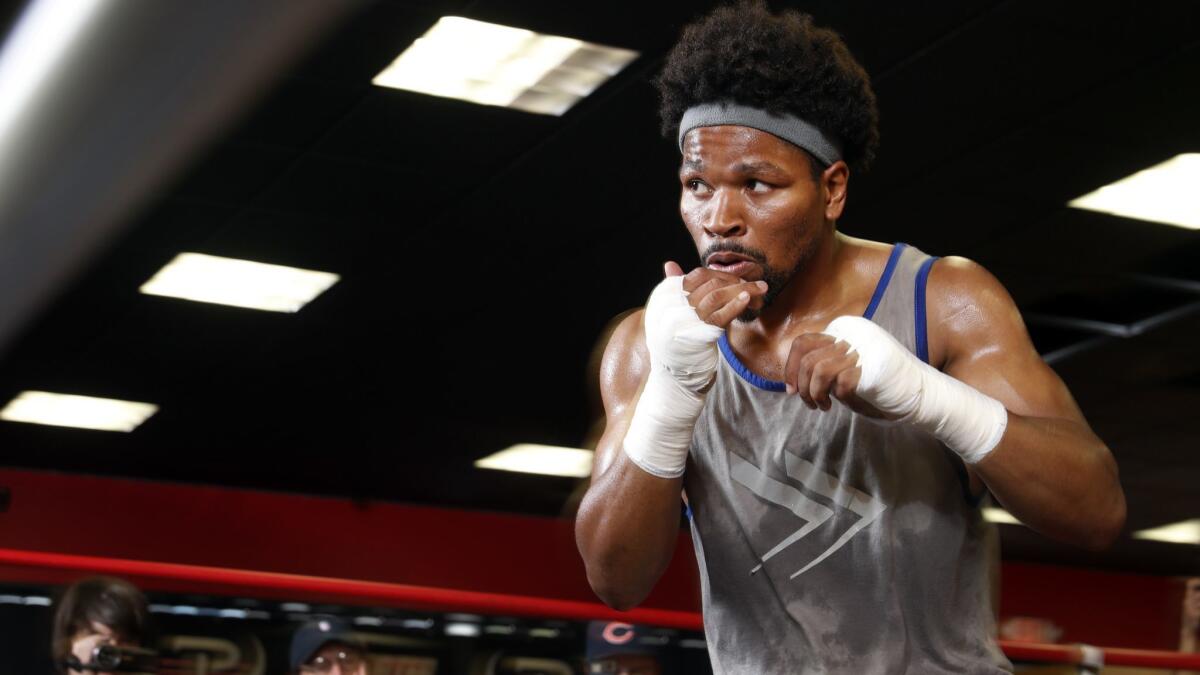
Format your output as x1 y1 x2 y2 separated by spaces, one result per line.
735 229 854 342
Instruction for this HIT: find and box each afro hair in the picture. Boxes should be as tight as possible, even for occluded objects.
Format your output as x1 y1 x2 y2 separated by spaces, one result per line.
656 1 880 173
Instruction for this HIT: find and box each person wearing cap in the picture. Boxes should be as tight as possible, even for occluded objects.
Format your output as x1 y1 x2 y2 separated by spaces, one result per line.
289 618 369 675
584 622 668 675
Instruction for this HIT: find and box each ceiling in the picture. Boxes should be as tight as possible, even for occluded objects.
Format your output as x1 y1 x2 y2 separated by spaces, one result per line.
0 0 1197 575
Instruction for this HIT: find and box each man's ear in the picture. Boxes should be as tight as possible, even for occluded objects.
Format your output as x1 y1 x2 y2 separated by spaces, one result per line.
822 160 849 222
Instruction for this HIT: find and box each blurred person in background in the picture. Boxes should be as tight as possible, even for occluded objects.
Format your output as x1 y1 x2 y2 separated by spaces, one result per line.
291 617 369 675
1180 578 1199 675
584 622 672 675
52 576 156 674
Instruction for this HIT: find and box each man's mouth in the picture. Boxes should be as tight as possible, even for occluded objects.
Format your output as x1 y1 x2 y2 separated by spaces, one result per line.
705 252 761 279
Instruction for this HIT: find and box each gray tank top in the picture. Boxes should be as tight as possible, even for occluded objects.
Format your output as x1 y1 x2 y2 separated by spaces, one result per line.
684 243 1011 674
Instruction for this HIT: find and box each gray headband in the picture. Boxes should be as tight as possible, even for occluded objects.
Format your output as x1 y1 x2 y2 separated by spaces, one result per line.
677 103 843 166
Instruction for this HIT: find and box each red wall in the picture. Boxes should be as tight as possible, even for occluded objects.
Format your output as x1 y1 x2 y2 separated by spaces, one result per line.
0 468 1187 650
1001 562 1186 650
0 468 699 610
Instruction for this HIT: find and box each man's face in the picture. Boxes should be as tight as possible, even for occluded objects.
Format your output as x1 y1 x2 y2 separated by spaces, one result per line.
678 125 828 320
299 644 368 675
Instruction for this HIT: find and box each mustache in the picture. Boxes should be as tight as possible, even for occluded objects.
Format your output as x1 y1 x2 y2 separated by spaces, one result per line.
699 242 768 266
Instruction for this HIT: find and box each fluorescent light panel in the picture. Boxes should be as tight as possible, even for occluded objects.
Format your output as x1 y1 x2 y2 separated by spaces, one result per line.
982 507 1021 525
372 16 638 116
1068 153 1200 230
140 253 338 312
1133 519 1200 545
0 391 157 432
475 443 594 478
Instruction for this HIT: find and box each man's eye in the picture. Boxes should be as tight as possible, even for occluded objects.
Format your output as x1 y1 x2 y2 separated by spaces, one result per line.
747 179 771 193
687 179 711 195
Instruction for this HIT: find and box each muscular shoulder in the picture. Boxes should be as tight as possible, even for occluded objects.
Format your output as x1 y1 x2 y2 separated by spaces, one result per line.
924 256 1027 371
599 309 651 416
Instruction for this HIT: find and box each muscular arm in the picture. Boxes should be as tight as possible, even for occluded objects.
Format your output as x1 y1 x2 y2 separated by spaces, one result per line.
928 257 1126 550
576 264 764 609
574 310 688 610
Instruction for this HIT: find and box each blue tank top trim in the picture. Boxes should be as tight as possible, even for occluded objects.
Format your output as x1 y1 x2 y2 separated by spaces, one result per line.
914 256 938 364
863 242 906 320
719 243 908 392
718 334 787 392
913 256 980 504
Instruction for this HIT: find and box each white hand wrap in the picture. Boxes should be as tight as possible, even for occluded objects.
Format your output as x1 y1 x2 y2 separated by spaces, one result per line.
822 315 1008 464
623 276 724 478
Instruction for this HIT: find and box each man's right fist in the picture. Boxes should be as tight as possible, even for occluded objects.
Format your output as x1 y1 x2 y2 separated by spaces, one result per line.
643 275 724 394
622 270 729 479
680 266 769 327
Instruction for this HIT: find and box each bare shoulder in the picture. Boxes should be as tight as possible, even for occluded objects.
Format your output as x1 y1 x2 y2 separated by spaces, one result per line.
924 256 1026 370
924 256 1087 421
926 255 1017 313
600 308 651 416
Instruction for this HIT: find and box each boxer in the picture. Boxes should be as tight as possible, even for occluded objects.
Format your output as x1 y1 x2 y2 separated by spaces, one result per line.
576 3 1125 673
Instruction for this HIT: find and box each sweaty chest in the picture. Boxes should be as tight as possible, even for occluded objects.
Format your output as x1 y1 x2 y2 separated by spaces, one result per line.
726 314 865 382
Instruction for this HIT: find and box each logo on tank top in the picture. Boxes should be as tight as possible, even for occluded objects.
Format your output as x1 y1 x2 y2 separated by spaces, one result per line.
730 452 886 578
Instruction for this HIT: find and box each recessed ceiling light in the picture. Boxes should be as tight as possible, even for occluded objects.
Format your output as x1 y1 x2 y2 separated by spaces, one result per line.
1132 519 1200 545
1068 153 1200 230
372 16 638 116
140 253 339 312
474 444 594 478
0 391 157 432
982 507 1021 525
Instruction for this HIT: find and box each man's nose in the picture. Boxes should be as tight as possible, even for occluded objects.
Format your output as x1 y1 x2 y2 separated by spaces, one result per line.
705 187 746 238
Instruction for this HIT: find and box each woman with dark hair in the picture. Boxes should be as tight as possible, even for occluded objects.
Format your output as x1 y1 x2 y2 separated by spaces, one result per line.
52 576 154 674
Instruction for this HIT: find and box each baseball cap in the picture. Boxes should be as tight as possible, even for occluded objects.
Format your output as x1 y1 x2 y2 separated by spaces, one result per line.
289 617 364 671
585 621 668 660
